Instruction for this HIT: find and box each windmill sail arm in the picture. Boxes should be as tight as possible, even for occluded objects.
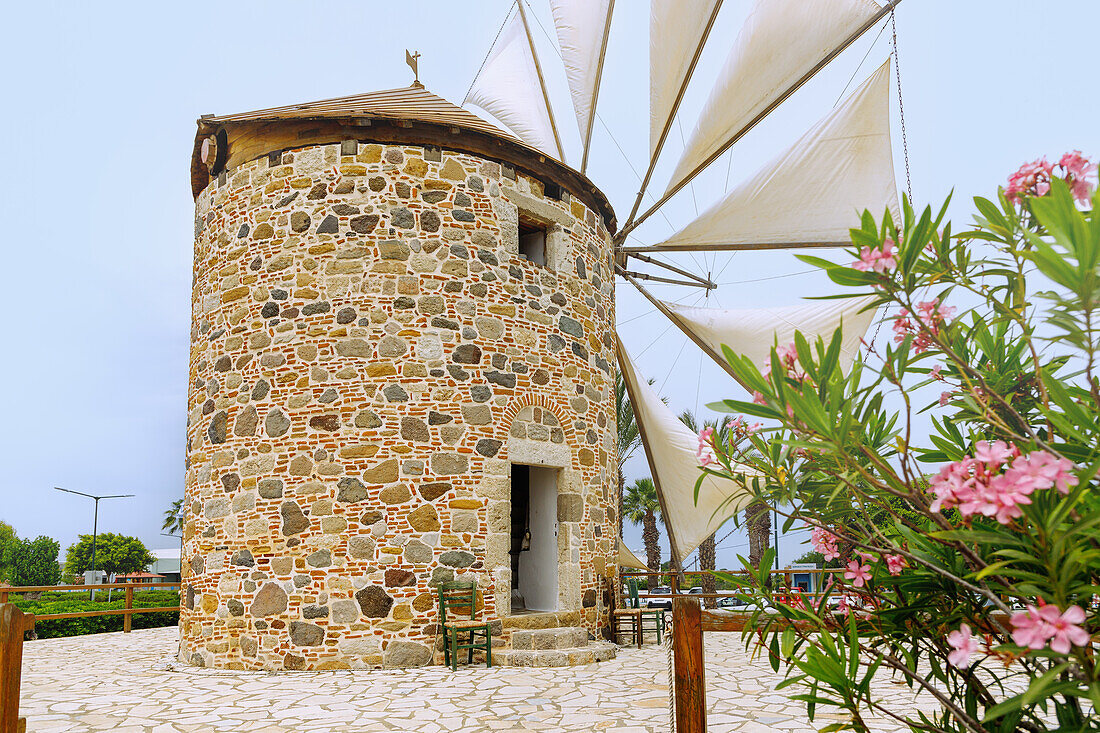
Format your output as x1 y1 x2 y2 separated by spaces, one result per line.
618 0 902 243
616 339 688 567
620 241 851 254
619 268 742 385
650 61 900 253
548 0 615 172
622 0 723 232
465 4 563 160
517 0 565 161
662 295 880 378
616 339 756 561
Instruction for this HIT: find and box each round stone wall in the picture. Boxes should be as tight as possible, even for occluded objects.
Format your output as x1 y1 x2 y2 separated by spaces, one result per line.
181 140 617 670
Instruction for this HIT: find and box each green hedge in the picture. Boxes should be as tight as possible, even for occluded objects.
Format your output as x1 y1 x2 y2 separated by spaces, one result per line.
8 589 180 639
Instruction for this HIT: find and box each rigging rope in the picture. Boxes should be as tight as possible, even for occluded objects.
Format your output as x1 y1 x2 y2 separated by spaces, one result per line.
867 9 913 352
890 8 913 202
464 1 516 104
519 0 690 246
664 620 677 732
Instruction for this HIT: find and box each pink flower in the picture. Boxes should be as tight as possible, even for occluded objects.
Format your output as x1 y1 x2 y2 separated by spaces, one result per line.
811 527 840 562
930 364 943 381
852 239 898 274
844 560 872 588
1006 158 1054 204
776 341 798 368
1058 151 1098 204
1012 603 1090 653
1007 451 1078 495
947 623 978 667
939 391 952 407
695 426 715 467
1007 152 1097 205
1042 604 1090 654
1011 605 1052 650
973 440 1016 468
929 444 1071 524
885 554 907 575
752 391 766 405
893 300 954 354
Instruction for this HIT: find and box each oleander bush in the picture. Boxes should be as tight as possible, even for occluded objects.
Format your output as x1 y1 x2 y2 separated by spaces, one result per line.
700 154 1100 731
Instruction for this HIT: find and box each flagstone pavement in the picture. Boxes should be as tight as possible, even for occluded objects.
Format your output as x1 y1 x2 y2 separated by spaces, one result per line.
18 627 935 732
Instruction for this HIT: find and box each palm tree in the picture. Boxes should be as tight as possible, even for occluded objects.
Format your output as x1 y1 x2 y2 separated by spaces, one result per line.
163 498 186 583
683 409 774 575
162 498 185 536
678 410 721 607
615 372 643 542
616 371 662 541
622 477 662 585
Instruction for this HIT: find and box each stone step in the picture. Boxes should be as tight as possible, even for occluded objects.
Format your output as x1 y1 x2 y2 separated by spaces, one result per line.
509 626 591 651
495 641 617 667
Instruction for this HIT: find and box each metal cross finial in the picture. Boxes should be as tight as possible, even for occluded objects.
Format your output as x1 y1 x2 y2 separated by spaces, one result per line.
405 49 421 85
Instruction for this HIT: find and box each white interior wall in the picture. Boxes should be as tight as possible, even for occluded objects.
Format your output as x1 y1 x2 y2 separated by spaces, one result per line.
519 466 559 611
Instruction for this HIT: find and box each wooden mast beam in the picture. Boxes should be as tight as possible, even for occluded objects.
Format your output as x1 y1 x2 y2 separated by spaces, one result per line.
621 270 712 289
618 268 748 390
518 0 566 162
616 0 903 243
624 252 716 289
619 241 849 253
620 0 723 234
581 0 616 174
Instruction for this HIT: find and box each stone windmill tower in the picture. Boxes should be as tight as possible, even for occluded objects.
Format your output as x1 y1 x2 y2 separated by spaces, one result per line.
183 77 619 670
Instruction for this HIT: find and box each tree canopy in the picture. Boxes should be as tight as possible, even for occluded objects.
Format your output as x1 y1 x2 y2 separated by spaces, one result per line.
0 520 16 582
64 533 154 577
9 535 61 586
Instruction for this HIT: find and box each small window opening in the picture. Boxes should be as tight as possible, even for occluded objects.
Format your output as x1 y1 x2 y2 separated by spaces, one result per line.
518 219 547 267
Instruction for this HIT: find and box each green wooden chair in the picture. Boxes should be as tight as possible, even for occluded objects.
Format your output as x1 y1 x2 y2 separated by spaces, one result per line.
627 578 665 643
437 580 492 671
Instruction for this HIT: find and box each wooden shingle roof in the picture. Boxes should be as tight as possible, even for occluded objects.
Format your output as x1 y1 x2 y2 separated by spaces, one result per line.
202 83 524 145
191 83 616 232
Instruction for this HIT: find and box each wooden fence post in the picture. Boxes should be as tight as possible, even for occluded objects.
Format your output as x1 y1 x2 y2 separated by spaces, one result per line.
123 585 134 633
672 596 706 733
1 604 35 733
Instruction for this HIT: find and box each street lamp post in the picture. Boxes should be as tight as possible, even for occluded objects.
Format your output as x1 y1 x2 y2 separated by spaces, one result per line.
54 487 134 598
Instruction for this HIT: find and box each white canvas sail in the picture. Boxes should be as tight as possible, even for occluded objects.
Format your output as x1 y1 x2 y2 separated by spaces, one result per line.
466 11 562 159
617 341 756 560
656 62 898 249
550 0 613 165
618 540 649 570
650 0 721 160
664 296 878 382
666 0 883 196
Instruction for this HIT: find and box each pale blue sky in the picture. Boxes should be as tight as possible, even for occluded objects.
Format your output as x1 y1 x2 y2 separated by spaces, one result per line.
0 1 1096 572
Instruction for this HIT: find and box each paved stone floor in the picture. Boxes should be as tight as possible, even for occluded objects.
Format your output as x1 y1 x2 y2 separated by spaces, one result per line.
19 627 935 732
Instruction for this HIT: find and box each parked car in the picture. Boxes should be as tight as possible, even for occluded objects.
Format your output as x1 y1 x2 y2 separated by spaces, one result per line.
716 596 746 609
645 586 673 610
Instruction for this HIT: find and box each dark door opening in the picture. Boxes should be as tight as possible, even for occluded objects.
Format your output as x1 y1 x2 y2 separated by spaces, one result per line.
510 463 559 613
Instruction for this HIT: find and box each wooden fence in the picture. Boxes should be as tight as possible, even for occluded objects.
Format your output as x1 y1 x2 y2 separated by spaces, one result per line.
0 582 180 634
1 605 35 733
0 582 181 733
634 569 844 732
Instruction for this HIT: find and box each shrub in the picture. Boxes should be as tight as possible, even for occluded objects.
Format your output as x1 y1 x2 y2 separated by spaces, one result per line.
10 588 180 639
700 154 1100 731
